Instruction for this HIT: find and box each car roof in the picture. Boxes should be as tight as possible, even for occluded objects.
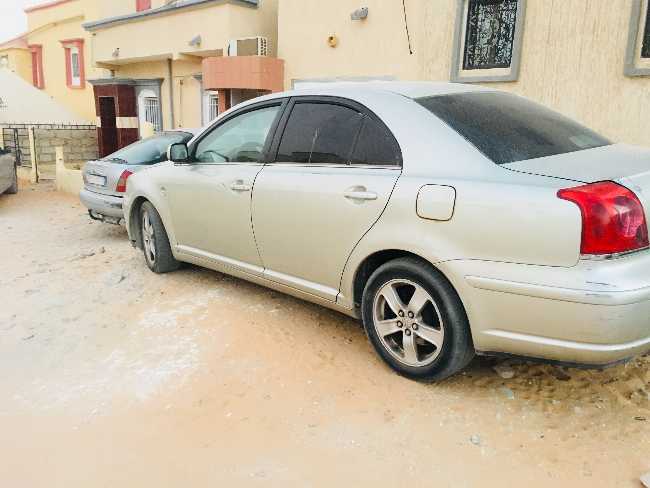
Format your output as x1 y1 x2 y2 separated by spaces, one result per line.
270 81 491 101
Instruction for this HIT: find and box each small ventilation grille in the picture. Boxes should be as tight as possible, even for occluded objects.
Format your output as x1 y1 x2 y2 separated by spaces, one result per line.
258 37 268 57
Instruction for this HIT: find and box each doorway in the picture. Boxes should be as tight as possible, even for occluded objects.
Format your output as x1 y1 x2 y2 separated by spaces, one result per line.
98 96 118 157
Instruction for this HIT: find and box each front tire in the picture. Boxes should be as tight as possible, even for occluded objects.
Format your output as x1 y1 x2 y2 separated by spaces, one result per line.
140 202 180 273
6 165 17 194
361 257 474 381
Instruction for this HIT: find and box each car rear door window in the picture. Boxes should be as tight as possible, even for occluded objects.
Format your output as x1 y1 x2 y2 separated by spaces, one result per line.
351 116 401 166
417 92 611 164
277 103 364 164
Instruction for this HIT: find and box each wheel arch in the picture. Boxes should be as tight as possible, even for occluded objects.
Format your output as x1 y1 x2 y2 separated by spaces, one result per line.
352 249 453 308
128 196 149 249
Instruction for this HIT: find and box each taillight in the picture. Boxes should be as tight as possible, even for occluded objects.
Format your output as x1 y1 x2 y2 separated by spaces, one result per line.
116 170 133 193
558 181 649 255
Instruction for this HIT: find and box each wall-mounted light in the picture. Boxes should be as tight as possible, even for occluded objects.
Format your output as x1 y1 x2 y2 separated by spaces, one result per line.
327 35 339 48
351 7 368 21
188 35 202 48
112 48 120 58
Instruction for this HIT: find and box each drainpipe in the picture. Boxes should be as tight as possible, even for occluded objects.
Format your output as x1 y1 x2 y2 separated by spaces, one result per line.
167 58 175 129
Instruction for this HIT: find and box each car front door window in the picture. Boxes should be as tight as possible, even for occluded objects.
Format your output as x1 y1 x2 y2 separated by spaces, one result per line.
194 106 281 163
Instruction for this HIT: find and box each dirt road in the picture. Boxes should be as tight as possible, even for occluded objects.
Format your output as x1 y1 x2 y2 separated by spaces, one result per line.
0 183 648 487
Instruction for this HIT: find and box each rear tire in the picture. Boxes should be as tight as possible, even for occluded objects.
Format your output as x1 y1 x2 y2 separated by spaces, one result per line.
6 166 17 194
361 257 474 381
140 201 180 273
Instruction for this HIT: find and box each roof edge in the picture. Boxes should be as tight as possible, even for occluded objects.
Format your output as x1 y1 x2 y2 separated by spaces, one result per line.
24 0 76 14
0 32 29 50
83 0 258 32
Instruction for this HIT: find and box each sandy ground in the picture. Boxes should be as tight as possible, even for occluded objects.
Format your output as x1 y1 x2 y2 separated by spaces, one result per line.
0 182 648 488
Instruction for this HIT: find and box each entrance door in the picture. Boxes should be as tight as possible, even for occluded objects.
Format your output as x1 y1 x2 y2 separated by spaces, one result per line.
99 97 118 157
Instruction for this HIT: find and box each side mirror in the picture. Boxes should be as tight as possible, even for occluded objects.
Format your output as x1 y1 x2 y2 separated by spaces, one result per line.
168 143 189 163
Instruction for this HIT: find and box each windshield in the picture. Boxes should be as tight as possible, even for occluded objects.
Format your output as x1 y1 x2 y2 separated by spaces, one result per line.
106 132 193 165
416 92 611 165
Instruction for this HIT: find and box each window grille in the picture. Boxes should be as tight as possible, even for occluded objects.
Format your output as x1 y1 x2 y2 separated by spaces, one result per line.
463 0 519 70
209 93 219 121
144 97 161 132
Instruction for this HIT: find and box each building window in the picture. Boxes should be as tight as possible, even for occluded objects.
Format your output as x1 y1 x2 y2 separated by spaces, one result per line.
61 39 85 88
451 0 526 83
136 0 151 12
208 93 219 121
463 0 519 70
202 90 220 126
624 0 650 77
144 97 162 132
642 3 650 58
70 47 81 85
29 45 44 89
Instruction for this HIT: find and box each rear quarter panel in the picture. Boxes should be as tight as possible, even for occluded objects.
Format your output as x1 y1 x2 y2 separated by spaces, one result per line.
124 162 179 250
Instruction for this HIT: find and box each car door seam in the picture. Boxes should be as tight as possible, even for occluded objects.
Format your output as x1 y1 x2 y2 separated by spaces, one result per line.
249 164 267 268
335 171 404 305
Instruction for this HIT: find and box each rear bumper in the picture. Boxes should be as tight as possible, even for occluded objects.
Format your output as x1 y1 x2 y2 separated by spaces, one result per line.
441 251 650 365
79 188 124 219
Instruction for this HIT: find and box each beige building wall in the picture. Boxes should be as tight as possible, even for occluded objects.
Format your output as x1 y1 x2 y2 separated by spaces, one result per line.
89 2 278 65
0 47 32 81
279 0 650 147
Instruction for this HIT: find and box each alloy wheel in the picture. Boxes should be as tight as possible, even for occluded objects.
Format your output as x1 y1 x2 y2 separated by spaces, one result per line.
372 279 445 367
142 211 156 264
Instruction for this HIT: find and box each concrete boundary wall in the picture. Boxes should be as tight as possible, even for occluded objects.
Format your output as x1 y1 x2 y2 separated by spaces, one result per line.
1 123 97 181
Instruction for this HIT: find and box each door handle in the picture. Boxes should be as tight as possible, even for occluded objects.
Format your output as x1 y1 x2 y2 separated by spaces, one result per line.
230 181 251 192
344 189 378 201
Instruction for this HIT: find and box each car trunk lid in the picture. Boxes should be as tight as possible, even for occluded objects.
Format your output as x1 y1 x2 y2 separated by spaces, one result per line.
83 159 144 197
503 144 650 215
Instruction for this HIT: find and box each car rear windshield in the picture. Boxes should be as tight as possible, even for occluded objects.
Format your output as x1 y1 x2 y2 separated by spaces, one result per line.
416 92 611 165
106 132 193 165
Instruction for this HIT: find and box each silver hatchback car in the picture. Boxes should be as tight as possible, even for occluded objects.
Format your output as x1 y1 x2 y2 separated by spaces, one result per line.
80 130 197 224
123 82 650 381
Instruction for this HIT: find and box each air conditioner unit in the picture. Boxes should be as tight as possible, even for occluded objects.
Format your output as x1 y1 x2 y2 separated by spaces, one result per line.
228 36 268 57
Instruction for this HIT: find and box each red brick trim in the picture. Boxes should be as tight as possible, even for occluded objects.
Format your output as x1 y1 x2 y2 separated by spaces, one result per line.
136 0 152 12
60 38 85 89
29 44 44 89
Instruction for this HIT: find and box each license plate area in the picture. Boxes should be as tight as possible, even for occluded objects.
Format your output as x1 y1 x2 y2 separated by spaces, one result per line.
87 174 106 187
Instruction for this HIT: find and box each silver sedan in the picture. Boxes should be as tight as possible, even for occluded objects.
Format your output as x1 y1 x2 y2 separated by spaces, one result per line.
122 82 650 381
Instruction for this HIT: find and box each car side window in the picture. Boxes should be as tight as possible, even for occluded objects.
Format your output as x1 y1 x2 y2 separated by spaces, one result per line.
194 105 281 163
276 102 364 164
351 116 401 166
